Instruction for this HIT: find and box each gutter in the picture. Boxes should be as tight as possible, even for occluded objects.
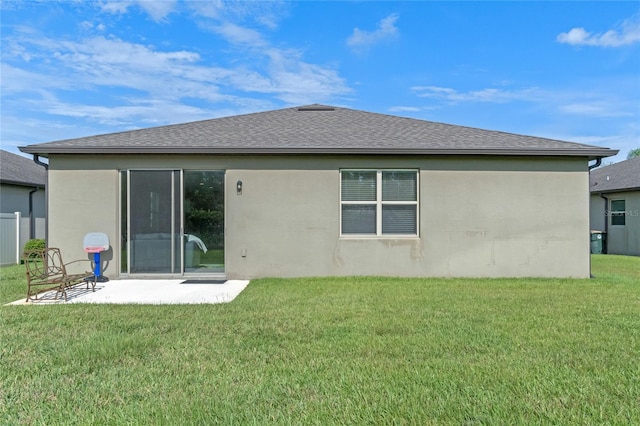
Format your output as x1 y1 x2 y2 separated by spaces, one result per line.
19 146 619 159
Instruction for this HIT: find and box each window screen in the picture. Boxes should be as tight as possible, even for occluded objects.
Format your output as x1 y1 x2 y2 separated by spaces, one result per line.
341 170 418 236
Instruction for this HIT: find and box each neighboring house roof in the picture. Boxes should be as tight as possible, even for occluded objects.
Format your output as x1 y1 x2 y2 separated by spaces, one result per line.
0 150 46 187
590 156 640 193
20 104 617 159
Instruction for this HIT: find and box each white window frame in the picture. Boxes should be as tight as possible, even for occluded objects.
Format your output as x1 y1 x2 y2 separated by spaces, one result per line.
340 169 419 237
610 199 626 226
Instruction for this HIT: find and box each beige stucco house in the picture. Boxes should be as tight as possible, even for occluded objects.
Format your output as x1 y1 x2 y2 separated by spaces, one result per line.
590 156 640 256
20 104 617 279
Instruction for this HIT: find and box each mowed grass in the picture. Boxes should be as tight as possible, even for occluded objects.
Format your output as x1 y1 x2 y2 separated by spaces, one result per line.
1 255 638 424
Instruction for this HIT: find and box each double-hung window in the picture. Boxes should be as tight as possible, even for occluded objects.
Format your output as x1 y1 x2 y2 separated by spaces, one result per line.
610 199 626 226
341 170 418 236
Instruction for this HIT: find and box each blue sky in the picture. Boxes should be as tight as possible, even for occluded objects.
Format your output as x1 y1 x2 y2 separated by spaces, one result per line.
2 1 639 164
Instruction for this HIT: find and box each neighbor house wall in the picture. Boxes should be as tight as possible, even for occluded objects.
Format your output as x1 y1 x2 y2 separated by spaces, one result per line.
0 184 45 218
590 194 606 232
1 184 46 251
47 154 591 278
605 191 640 256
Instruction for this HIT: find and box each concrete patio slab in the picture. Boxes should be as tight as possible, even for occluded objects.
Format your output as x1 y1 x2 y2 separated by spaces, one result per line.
8 279 251 305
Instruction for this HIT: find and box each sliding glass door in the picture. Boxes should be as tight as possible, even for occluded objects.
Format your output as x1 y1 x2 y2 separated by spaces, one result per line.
121 170 224 275
126 170 181 273
183 171 225 274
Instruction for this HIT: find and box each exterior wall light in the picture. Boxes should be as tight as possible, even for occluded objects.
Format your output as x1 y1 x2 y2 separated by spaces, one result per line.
236 180 242 195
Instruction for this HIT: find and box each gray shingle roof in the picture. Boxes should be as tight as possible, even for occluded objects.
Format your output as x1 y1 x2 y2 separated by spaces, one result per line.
20 104 617 158
0 150 46 187
590 156 640 193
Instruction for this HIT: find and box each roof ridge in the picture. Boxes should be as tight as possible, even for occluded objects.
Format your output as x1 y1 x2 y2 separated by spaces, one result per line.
19 104 618 160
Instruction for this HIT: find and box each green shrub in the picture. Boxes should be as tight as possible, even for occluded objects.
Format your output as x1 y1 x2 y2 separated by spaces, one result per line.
23 239 45 255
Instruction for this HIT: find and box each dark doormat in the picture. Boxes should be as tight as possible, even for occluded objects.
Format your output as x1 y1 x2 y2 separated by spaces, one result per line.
181 280 227 284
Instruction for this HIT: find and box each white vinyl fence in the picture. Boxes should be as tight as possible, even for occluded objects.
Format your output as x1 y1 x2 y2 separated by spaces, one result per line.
0 212 45 266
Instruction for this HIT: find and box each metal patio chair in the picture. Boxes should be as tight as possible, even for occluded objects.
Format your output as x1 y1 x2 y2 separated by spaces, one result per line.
23 248 95 302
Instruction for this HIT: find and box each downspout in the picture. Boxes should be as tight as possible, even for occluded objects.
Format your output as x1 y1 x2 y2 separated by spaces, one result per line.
32 155 49 245
28 187 38 239
589 157 607 254
600 193 609 254
588 158 603 278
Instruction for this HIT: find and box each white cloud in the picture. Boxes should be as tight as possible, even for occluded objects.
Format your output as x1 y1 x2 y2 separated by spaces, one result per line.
2 26 351 127
2 34 229 127
406 81 638 165
388 106 421 113
188 0 224 19
263 49 351 104
99 0 177 22
411 83 637 120
189 1 287 29
559 102 635 118
99 1 132 15
1 63 75 92
2 0 350 142
200 20 351 103
42 36 235 104
347 14 399 50
411 85 543 103
43 98 214 127
212 22 267 47
136 0 178 22
208 48 351 105
557 14 640 47
53 36 201 69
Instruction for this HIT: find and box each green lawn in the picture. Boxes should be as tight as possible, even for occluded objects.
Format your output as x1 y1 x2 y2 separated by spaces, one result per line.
1 255 639 424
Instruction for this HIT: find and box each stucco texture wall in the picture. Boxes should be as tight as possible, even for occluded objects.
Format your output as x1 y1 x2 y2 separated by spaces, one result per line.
47 168 119 276
421 169 589 277
46 154 591 278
